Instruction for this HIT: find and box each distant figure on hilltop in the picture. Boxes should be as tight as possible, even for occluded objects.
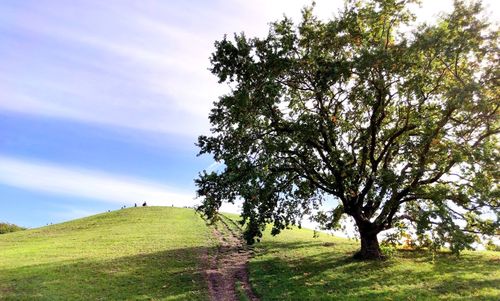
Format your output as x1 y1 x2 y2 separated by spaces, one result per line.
134 203 137 207
142 202 147 207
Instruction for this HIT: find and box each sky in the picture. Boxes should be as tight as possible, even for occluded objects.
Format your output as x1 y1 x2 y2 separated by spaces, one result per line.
0 0 498 228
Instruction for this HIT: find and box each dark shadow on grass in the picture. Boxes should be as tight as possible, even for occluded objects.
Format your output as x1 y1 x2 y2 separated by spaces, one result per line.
0 246 216 301
249 241 500 301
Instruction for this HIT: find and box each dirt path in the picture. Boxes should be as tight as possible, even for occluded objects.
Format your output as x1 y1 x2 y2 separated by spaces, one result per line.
204 215 259 301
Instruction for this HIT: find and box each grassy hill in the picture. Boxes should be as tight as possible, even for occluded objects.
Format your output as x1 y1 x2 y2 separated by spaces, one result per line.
1 207 499 301
0 207 215 301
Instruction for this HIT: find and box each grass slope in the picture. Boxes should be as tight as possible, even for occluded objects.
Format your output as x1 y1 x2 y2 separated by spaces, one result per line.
0 207 214 301
247 226 500 301
2 208 498 300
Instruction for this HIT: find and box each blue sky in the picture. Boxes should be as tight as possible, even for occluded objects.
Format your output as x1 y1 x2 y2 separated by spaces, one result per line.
1 0 498 228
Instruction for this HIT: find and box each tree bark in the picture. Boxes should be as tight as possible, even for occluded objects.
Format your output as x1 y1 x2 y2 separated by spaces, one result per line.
354 230 384 260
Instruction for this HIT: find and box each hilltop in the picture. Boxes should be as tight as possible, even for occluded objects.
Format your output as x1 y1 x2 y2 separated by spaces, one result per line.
0 207 214 301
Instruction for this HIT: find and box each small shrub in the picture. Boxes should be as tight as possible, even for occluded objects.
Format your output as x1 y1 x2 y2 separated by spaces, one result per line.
485 240 500 252
380 245 396 258
0 222 26 234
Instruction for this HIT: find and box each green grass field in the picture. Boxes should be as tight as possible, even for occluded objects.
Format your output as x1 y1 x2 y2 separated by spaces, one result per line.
0 207 214 301
1 208 498 300
247 226 500 301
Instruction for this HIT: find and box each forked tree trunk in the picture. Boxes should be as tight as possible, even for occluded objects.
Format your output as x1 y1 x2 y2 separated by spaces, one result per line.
354 231 384 260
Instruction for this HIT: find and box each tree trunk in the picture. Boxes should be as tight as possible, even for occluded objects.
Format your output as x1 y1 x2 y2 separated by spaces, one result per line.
354 231 384 260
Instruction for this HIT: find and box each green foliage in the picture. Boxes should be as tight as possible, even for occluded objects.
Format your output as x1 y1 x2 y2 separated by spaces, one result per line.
0 222 26 234
0 207 214 300
313 204 345 231
196 0 499 259
380 244 396 258
485 240 500 252
380 221 406 247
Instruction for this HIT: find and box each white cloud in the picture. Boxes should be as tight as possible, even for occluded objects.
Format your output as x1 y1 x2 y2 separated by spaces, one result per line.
0 0 497 138
0 155 196 207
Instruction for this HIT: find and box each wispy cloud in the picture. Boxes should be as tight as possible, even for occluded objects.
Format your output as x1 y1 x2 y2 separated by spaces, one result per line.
0 0 358 137
0 1 219 136
2 0 490 138
0 155 195 207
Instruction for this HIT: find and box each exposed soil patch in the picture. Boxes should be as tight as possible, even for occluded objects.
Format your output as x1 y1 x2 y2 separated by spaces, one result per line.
204 215 259 301
322 242 336 247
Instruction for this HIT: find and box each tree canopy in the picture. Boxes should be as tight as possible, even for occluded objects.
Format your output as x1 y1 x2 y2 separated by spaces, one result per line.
196 0 499 259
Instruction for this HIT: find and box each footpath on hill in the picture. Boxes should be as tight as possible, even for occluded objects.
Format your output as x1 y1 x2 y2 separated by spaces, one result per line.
203 214 259 301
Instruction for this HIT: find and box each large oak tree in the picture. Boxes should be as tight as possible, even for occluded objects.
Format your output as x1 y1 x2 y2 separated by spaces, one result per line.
196 0 499 259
